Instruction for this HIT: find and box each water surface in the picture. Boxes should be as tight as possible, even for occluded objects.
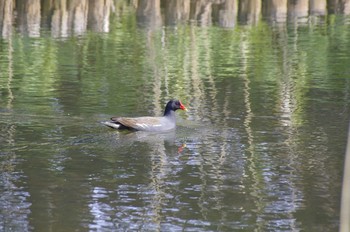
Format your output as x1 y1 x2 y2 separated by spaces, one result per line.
1 1 350 231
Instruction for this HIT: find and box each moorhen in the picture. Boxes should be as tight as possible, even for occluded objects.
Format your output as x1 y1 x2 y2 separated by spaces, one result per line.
103 100 187 132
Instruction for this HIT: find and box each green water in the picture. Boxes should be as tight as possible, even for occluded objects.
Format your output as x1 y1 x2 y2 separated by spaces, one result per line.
1 1 350 231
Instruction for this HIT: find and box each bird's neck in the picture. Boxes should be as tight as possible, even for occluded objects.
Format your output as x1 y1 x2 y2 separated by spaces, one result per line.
163 108 176 118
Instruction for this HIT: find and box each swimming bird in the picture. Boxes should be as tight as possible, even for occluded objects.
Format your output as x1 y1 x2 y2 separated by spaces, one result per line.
102 100 187 132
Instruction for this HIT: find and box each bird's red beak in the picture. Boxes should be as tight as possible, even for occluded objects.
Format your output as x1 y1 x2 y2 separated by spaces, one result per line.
179 101 187 111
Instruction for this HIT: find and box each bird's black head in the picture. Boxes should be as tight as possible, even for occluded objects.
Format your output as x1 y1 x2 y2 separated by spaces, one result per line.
164 100 187 116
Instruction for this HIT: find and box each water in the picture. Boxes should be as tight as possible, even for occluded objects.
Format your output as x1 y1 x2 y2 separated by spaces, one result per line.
1 1 350 231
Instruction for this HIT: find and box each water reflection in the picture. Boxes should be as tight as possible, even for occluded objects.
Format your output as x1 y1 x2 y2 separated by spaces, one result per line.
86 129 183 231
1 0 350 38
0 123 32 231
0 0 349 231
89 125 247 230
